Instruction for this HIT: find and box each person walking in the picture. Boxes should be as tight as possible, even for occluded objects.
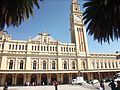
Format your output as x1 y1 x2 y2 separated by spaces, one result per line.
3 82 8 90
99 80 105 90
115 80 120 90
108 80 116 90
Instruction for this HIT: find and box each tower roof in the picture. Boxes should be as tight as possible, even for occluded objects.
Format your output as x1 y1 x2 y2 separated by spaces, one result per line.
72 0 78 4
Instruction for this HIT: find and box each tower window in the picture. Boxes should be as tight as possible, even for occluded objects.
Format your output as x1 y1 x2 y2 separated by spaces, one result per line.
75 8 77 11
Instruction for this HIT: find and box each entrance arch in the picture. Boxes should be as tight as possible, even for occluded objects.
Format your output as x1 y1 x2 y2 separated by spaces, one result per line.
63 73 69 84
72 73 77 79
51 74 57 83
31 74 37 85
16 74 24 86
5 74 13 86
41 74 47 85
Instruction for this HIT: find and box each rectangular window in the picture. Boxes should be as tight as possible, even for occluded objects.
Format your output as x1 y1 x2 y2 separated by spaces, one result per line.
69 48 71 52
38 46 39 51
22 45 24 50
55 47 57 51
12 45 14 50
44 46 46 51
47 46 48 51
50 46 52 51
25 45 27 50
66 47 68 52
19 45 21 50
64 47 65 52
41 46 43 51
9 44 11 49
35 46 36 50
16 45 17 50
61 47 63 51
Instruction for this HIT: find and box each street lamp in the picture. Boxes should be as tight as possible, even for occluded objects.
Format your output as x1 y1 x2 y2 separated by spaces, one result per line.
97 67 101 81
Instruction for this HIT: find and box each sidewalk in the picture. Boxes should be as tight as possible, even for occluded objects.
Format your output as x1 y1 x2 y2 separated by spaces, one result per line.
0 83 111 90
0 85 95 90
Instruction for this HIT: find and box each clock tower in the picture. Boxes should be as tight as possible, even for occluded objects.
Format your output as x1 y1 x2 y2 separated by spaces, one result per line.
70 0 89 54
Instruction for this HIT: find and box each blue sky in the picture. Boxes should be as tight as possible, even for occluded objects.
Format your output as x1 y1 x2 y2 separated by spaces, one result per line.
6 0 120 53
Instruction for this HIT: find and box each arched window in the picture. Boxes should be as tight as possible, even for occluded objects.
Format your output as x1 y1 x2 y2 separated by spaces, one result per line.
116 62 118 68
105 62 107 68
83 61 86 69
43 61 46 69
9 60 13 69
112 62 114 68
33 60 37 69
64 61 67 69
108 62 111 68
96 62 99 68
72 61 75 69
52 61 56 69
20 60 23 69
92 62 95 68
101 62 103 68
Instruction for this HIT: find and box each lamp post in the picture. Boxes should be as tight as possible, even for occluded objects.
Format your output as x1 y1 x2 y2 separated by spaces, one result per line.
97 67 101 81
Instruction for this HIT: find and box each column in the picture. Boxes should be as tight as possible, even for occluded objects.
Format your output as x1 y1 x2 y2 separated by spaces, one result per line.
68 59 70 69
37 74 41 85
28 74 31 84
59 73 62 84
24 73 28 84
47 73 50 85
0 74 2 85
26 57 31 70
77 58 81 70
15 58 18 70
58 58 62 70
1 56 7 70
13 74 17 85
1 74 5 85
48 59 50 70
69 73 72 83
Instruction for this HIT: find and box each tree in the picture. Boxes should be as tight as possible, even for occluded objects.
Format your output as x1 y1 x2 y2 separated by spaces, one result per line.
0 0 43 31
83 0 120 44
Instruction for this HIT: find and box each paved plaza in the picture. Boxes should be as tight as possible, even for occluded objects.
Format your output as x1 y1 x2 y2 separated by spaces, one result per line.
0 83 111 90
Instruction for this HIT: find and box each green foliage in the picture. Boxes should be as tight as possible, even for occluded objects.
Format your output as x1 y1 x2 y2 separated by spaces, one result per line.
0 0 43 30
83 0 120 44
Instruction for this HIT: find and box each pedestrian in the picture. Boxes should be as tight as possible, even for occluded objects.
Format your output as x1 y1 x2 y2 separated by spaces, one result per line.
99 80 105 90
115 80 120 90
3 82 8 90
91 81 94 86
108 79 116 90
53 81 59 90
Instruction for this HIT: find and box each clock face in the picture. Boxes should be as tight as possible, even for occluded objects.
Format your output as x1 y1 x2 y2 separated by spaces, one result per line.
75 15 81 22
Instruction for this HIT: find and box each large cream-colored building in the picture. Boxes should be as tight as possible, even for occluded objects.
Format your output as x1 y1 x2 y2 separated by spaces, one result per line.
0 0 120 86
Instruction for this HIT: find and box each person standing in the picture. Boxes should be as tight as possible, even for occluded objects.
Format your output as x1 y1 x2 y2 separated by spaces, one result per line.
53 81 59 90
3 82 8 90
108 80 116 90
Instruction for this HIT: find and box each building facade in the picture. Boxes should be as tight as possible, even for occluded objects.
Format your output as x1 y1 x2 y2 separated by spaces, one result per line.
0 0 120 86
